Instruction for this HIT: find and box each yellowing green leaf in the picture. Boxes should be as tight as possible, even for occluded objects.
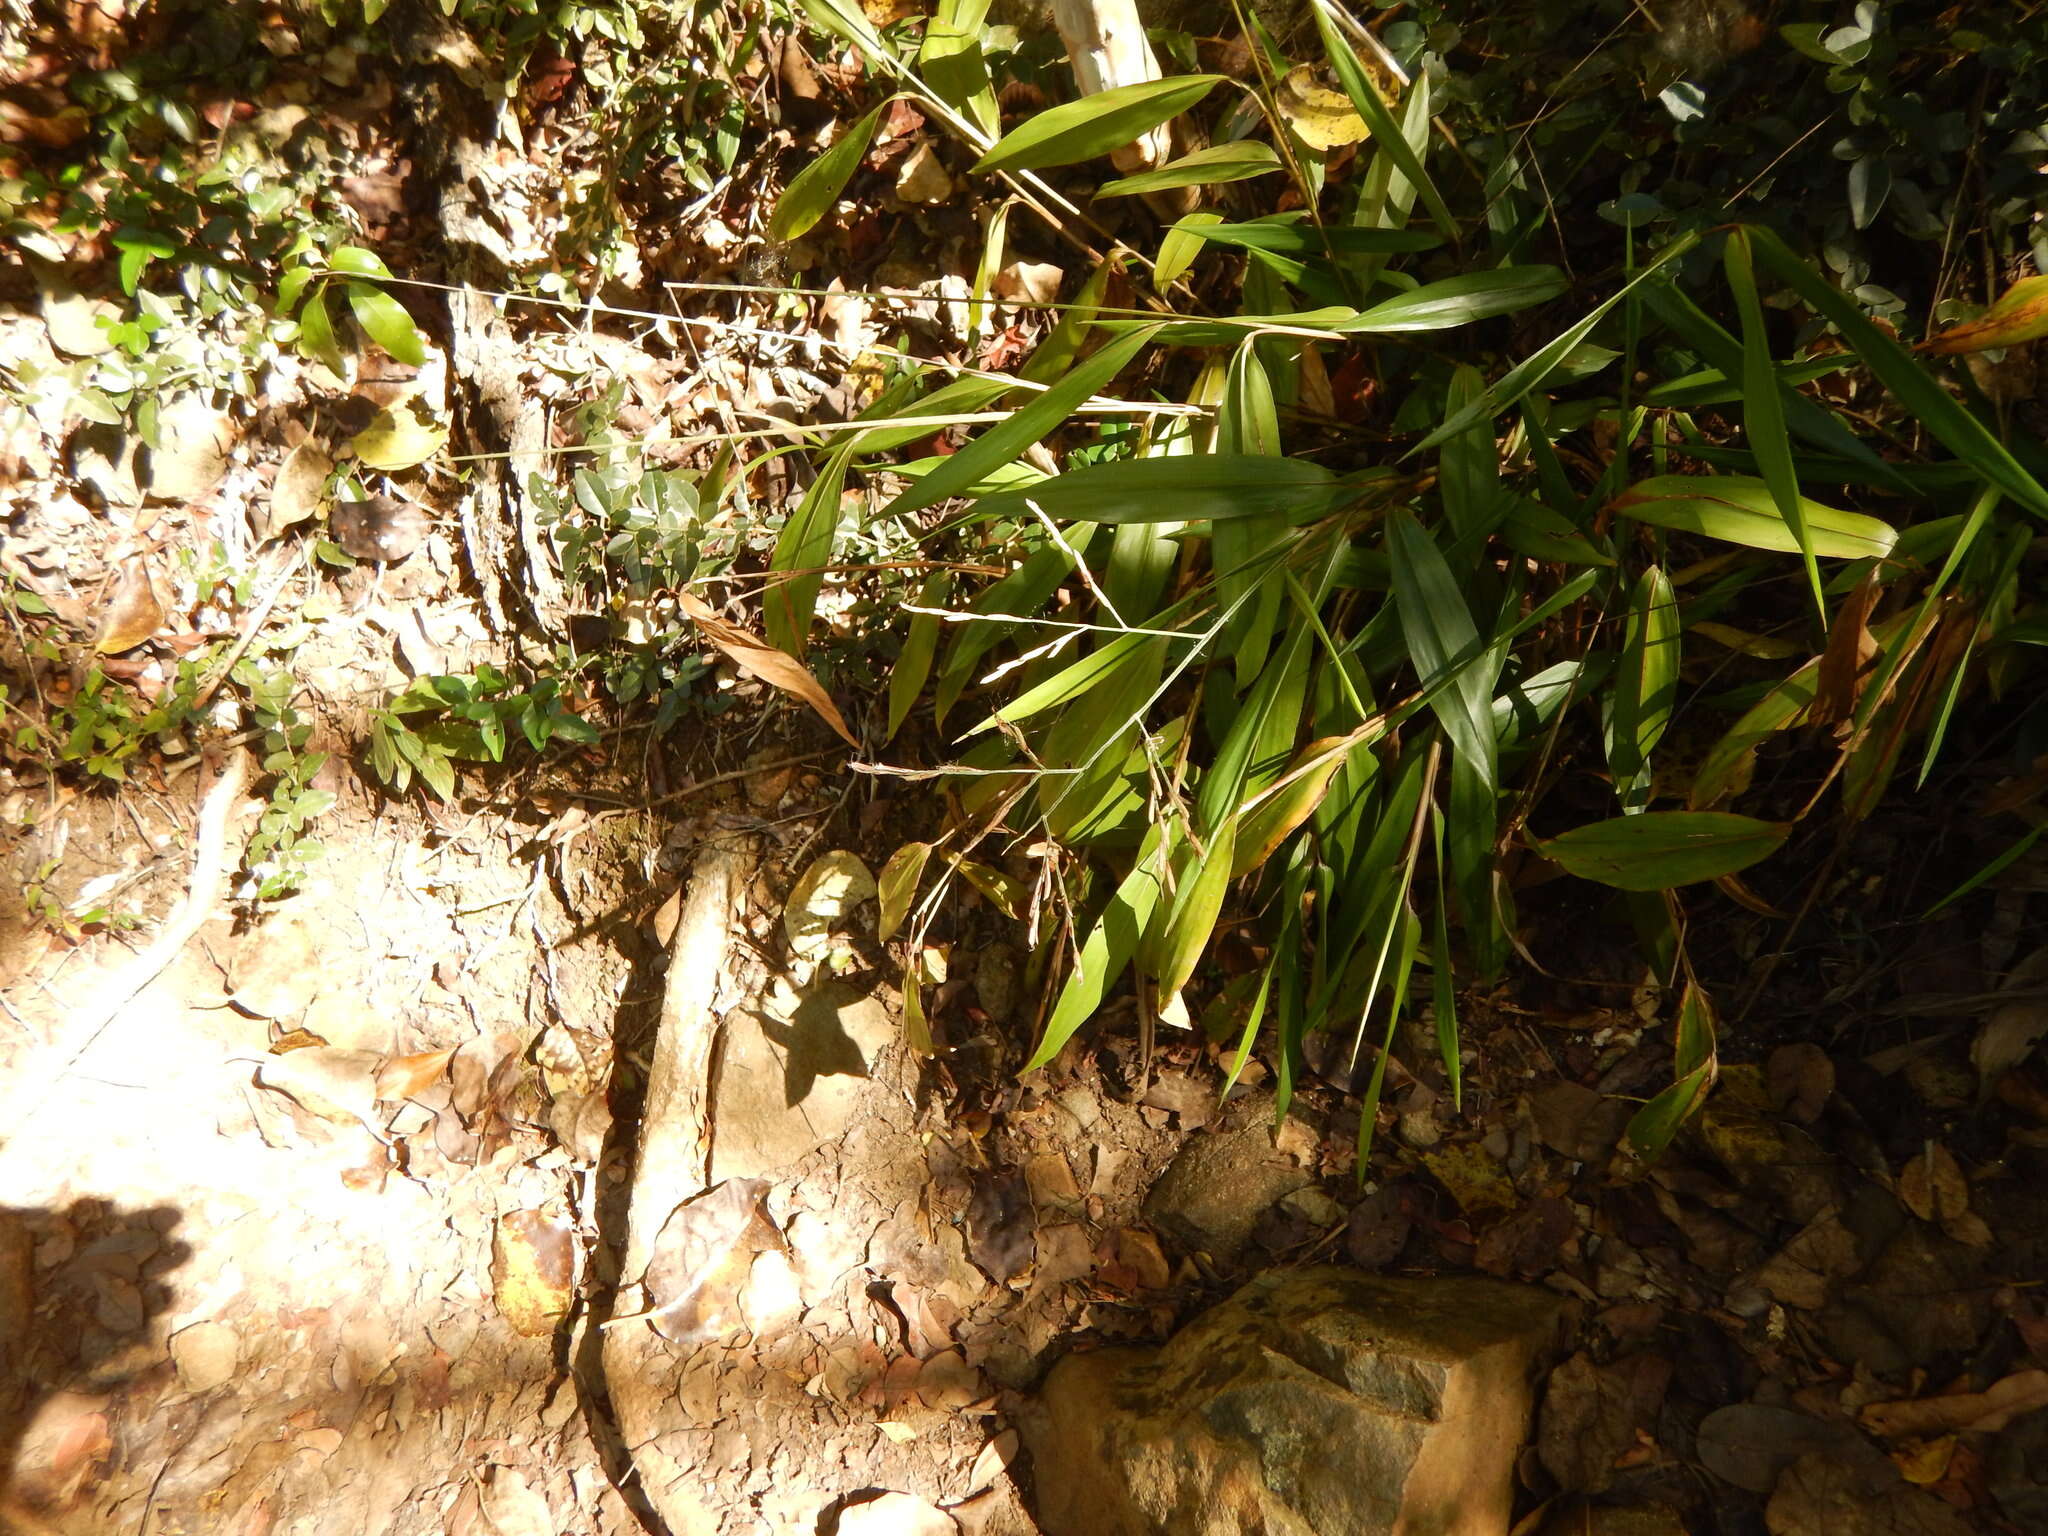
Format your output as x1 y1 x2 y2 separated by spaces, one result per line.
876 841 931 941
1924 274 2048 356
1609 475 1896 560
349 405 447 471
1274 64 1368 150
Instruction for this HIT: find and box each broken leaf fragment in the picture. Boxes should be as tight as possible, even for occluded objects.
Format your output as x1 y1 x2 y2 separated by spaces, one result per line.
784 849 876 957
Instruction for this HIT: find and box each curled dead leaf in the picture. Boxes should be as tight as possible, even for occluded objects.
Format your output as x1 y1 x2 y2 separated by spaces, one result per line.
678 591 859 747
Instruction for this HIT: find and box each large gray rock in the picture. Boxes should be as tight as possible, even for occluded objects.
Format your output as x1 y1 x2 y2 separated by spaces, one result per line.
1019 1267 1566 1536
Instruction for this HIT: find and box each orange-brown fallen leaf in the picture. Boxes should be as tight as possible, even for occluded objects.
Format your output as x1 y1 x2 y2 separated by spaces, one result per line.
373 1047 458 1103
678 591 859 748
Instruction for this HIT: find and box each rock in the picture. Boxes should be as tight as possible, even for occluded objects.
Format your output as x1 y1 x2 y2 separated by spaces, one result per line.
1019 1266 1566 1536
836 1491 959 1535
708 981 894 1181
1141 1098 1310 1263
169 1320 240 1392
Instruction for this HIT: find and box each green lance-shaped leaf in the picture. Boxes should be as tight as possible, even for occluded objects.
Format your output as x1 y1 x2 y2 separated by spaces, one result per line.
965 628 1163 737
886 325 1159 519
1098 141 1282 197
1605 564 1679 814
1388 508 1498 794
886 570 951 742
971 453 1344 526
1745 223 2048 520
765 441 854 656
769 104 886 242
1626 980 1718 1159
1538 811 1791 890
1142 816 1239 1007
1415 232 1701 455
1609 475 1896 560
1156 211 1225 287
1311 3 1457 239
972 76 1224 174
1725 227 1822 619
1179 219 1440 258
1026 825 1172 1070
1337 267 1567 333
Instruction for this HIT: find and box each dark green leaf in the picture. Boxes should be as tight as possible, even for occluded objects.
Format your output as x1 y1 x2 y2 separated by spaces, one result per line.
1538 811 1791 890
1337 267 1566 333
345 281 425 367
972 453 1342 525
769 104 886 242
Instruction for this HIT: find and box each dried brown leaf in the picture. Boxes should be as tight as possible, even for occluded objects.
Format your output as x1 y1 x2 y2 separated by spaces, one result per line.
255 1046 381 1126
1862 1369 2048 1439
1766 1042 1835 1123
678 591 858 747
92 557 164 655
1973 998 2048 1102
1897 1143 1969 1226
258 441 332 541
1808 569 1880 729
